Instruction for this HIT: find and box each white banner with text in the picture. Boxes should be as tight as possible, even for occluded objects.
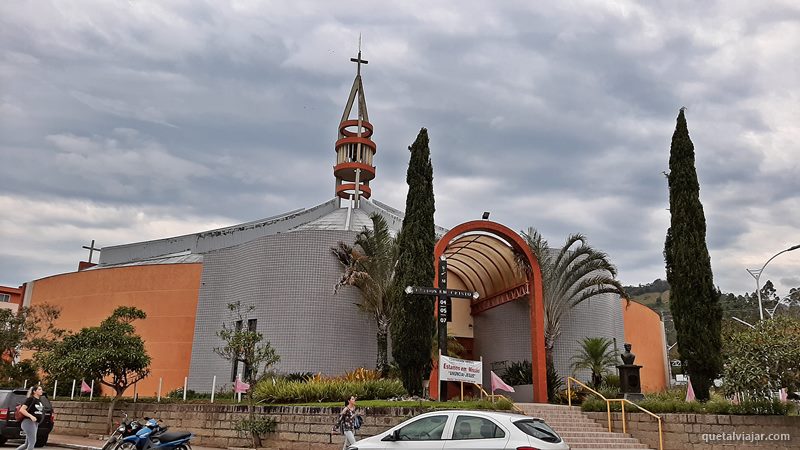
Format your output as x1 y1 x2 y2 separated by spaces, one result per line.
439 355 483 383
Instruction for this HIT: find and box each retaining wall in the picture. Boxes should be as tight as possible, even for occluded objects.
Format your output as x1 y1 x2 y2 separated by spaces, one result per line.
52 401 413 450
586 411 800 450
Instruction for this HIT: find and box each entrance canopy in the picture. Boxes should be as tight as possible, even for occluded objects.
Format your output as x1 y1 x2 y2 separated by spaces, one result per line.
434 220 548 403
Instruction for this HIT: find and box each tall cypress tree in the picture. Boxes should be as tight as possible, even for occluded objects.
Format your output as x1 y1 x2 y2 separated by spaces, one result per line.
391 128 436 396
664 109 722 401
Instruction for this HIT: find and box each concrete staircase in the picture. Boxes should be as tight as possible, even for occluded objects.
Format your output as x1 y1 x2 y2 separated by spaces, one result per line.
516 403 653 450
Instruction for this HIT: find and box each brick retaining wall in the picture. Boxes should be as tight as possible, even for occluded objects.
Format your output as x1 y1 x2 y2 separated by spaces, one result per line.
51 401 414 449
586 411 800 450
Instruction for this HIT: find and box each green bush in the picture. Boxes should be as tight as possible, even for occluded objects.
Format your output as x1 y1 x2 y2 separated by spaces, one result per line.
254 378 406 403
580 396 794 415
283 372 315 383
501 361 533 386
602 374 620 389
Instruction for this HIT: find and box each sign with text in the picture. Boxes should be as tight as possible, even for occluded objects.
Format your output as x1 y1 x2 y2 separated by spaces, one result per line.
439 355 483 384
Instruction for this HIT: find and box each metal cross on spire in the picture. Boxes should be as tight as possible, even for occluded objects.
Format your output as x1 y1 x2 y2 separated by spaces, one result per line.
350 34 368 75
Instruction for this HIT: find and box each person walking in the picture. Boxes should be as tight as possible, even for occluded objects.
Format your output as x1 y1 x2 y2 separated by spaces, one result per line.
333 395 361 450
16 385 44 450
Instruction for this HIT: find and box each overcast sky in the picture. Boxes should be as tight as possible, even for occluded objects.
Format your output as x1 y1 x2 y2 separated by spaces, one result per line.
2 1 799 298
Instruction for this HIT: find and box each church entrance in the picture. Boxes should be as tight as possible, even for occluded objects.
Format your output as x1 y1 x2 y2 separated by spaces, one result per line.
431 220 548 403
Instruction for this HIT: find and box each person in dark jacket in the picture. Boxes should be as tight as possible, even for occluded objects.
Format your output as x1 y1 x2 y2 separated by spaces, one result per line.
333 395 361 449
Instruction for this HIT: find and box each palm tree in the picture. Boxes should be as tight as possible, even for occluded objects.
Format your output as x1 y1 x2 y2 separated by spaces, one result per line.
332 213 397 375
516 228 627 398
570 337 619 388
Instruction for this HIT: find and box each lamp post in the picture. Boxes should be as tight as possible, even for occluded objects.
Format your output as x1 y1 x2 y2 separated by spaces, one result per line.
746 244 800 321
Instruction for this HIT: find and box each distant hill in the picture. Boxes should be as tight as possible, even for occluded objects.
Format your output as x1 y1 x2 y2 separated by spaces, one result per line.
624 279 670 297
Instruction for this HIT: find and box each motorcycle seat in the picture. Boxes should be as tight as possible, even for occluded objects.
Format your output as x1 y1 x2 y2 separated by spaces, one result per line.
155 431 192 442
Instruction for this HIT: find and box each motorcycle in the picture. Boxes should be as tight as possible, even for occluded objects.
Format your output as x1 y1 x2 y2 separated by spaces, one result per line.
102 414 139 450
117 418 193 450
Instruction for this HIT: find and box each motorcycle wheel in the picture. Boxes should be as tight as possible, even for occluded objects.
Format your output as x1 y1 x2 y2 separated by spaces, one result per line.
101 439 117 450
175 444 192 450
116 441 138 450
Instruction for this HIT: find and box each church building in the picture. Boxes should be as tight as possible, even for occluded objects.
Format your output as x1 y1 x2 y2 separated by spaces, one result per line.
21 52 668 401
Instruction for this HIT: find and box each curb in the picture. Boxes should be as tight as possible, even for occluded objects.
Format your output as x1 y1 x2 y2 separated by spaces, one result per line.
50 443 102 450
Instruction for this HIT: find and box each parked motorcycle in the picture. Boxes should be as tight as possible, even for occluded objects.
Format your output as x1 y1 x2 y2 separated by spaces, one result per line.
117 418 193 450
102 413 142 450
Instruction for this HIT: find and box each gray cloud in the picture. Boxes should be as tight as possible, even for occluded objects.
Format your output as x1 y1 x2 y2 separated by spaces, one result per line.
1 0 799 296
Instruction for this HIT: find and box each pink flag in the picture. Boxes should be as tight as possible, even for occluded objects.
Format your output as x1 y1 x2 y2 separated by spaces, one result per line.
685 377 696 402
490 371 515 393
234 379 250 394
779 388 788 402
80 380 92 394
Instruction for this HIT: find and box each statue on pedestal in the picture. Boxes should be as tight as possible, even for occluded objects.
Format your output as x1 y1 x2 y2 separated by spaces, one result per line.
617 342 643 401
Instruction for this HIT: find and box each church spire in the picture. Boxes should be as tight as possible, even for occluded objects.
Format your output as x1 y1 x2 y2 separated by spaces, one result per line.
334 38 376 208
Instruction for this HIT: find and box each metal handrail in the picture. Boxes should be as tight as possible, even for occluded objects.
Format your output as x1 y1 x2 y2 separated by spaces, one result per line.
566 377 612 432
566 377 663 450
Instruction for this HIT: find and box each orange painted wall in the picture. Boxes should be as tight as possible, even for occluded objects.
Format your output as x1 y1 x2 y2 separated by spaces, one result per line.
26 264 202 397
621 299 668 392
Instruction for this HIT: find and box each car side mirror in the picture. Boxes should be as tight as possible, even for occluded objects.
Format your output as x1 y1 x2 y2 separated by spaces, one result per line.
381 430 400 441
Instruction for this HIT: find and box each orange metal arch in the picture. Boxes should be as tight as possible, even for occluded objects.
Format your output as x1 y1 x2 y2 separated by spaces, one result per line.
434 220 547 403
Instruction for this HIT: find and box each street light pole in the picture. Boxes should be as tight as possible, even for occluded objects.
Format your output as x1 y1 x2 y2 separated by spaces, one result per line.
746 244 800 321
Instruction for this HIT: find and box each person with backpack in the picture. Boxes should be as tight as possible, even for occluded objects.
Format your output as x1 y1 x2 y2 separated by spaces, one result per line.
16 385 44 450
332 395 362 450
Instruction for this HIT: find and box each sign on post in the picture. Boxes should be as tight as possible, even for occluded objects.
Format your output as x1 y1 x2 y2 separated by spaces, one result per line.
439 355 483 384
404 257 479 402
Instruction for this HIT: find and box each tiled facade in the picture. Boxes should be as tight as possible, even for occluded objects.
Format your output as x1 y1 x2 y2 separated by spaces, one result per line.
473 291 625 389
553 292 625 384
188 229 378 392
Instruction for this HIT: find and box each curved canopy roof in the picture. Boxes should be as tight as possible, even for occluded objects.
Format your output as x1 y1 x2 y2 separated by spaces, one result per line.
442 232 526 301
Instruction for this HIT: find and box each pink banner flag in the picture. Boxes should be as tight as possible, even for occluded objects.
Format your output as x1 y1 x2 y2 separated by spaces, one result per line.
685 377 696 402
234 379 250 394
80 380 92 394
490 370 515 393
779 388 788 403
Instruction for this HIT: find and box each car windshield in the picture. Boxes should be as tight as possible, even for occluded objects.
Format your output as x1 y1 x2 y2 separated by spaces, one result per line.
513 419 561 443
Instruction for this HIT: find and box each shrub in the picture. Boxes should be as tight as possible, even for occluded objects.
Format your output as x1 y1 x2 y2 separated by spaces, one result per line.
546 364 564 402
603 374 620 389
254 378 406 403
283 372 314 383
340 367 382 382
580 395 794 415
501 361 533 386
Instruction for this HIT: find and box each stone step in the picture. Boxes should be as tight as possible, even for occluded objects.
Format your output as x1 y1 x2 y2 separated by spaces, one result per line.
515 403 654 450
564 441 650 450
558 431 633 438
551 426 608 432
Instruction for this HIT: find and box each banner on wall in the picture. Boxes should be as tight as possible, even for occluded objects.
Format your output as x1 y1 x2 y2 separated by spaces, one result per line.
439 355 483 384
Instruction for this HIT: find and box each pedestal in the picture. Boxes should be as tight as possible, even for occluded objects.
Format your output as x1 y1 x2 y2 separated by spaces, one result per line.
617 364 643 401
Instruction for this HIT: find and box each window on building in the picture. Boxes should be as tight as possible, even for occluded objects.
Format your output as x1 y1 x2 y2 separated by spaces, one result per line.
0 294 10 303
231 320 244 382
248 318 257 332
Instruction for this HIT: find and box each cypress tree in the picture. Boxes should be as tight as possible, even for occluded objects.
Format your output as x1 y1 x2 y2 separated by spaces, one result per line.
664 109 722 401
391 128 436 396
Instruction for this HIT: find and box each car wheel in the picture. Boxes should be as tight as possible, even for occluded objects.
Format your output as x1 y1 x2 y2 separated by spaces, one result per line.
34 435 48 448
0 436 7 446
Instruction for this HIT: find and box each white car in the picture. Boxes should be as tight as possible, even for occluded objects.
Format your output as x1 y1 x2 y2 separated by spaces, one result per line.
348 410 569 450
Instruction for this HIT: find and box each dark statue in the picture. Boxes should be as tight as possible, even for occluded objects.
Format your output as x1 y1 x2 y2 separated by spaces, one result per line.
620 342 636 365
617 343 643 401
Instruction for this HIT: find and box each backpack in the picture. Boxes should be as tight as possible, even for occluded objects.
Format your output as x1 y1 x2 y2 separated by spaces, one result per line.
14 404 24 422
353 415 363 430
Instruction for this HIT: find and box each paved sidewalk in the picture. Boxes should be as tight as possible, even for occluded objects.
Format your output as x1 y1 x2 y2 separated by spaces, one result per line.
48 434 222 450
